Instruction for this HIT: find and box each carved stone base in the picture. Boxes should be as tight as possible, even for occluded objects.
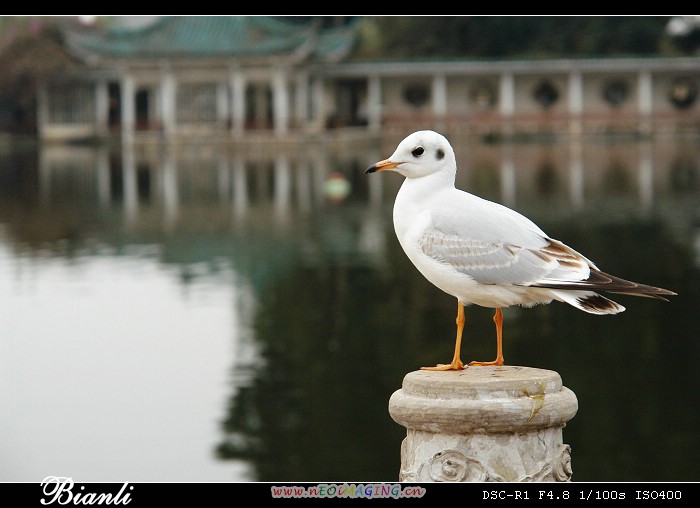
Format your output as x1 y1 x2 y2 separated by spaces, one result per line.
389 366 578 482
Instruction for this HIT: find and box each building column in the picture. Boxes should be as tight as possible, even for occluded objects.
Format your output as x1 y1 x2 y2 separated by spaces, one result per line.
432 74 448 117
272 68 290 136
637 70 653 135
367 75 382 133
160 70 176 139
121 73 136 142
499 71 515 136
295 71 310 130
567 70 583 136
230 69 246 136
432 73 448 132
95 80 109 138
310 76 326 132
216 80 229 130
499 71 515 117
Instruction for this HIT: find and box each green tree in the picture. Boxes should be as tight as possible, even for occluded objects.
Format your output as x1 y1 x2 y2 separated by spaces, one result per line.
0 17 78 133
354 16 676 59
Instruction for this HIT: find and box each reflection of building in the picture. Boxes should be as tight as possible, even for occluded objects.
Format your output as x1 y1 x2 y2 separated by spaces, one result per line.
32 17 700 142
34 137 695 224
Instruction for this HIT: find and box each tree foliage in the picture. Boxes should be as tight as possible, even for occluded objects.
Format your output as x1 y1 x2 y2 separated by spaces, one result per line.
354 16 691 59
0 18 78 94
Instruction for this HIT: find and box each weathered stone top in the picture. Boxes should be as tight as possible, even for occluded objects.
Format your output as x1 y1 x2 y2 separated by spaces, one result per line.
389 366 578 434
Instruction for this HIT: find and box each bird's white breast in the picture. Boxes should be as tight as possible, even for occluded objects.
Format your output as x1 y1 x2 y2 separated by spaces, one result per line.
392 178 556 309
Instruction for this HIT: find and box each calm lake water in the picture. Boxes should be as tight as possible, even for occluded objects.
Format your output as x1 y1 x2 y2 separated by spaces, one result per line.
1 132 698 482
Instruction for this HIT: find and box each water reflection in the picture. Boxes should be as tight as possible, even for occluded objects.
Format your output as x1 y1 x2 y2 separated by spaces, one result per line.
33 142 385 229
0 238 253 481
30 135 700 230
1 134 699 482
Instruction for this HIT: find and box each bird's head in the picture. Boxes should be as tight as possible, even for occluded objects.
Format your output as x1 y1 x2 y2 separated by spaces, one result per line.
365 130 456 179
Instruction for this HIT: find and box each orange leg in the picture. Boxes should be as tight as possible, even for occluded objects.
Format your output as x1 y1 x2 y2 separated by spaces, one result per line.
469 307 505 366
421 301 466 371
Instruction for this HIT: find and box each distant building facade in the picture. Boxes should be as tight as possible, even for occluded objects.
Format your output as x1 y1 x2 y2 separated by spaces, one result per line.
35 17 700 142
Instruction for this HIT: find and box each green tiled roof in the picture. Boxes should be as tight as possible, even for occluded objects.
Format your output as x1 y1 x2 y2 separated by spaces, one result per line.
66 16 356 61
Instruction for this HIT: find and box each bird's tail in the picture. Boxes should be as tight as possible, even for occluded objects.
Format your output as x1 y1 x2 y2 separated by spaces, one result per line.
536 267 676 314
551 290 625 315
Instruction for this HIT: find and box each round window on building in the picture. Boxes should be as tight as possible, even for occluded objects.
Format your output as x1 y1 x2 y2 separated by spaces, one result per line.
533 80 559 109
470 81 497 110
403 83 430 108
668 77 698 109
602 80 629 106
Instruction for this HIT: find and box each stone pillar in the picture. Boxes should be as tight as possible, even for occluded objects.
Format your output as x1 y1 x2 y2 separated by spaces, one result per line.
389 366 578 482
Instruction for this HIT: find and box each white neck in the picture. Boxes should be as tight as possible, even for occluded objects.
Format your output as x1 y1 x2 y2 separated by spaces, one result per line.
393 170 455 238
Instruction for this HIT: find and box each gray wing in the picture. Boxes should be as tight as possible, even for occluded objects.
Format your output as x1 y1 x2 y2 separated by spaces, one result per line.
417 204 592 286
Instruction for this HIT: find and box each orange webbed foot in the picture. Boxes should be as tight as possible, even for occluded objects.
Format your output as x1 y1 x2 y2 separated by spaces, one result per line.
468 357 504 367
421 360 466 371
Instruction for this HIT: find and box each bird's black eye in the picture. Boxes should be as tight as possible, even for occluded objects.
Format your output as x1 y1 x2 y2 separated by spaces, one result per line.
412 146 424 157
436 148 445 160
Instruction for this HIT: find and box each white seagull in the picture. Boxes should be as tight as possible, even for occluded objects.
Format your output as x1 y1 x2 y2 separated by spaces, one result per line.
366 130 676 371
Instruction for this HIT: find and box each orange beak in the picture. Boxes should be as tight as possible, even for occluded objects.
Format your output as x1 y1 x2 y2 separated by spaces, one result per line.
365 159 401 174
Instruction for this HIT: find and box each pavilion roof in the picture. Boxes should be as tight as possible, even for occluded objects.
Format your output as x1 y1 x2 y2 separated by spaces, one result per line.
65 16 358 63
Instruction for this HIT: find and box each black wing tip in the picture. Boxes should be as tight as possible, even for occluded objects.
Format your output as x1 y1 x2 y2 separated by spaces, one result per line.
532 274 677 300
609 290 676 301
576 294 625 314
581 269 677 299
